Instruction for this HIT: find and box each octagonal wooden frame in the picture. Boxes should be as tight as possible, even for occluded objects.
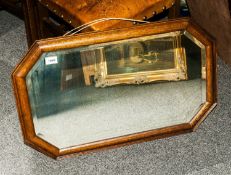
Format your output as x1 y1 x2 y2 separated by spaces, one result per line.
12 18 217 159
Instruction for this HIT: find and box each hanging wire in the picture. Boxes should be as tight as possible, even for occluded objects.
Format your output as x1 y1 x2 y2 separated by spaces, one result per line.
64 18 150 36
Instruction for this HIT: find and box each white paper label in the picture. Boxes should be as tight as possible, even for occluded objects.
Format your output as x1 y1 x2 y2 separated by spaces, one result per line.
45 56 58 65
66 74 73 81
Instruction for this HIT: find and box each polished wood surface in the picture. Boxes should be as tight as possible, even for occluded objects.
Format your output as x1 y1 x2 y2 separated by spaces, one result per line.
12 18 217 159
39 0 176 30
22 0 178 46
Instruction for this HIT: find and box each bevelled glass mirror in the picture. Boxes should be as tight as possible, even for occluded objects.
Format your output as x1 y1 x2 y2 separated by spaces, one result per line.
12 19 217 159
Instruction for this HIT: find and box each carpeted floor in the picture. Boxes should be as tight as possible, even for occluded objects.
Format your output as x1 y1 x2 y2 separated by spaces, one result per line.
0 11 231 175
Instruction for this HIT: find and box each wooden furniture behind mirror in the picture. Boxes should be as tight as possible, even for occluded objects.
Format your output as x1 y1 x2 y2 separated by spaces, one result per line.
187 0 231 66
229 0 231 15
21 0 185 46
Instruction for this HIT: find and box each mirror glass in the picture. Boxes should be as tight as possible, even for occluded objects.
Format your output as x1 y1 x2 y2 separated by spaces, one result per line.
26 31 206 149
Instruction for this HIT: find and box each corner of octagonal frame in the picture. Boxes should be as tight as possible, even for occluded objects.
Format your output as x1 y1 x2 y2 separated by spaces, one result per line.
10 18 218 159
184 19 218 131
11 41 60 159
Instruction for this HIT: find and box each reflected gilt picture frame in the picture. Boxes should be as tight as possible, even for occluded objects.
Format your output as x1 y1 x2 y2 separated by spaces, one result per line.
91 32 188 87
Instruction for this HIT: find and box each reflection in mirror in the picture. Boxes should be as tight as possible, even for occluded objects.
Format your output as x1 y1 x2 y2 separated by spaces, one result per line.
26 31 206 149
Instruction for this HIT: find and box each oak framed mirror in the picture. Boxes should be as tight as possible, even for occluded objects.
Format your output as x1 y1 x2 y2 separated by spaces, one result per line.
12 18 217 159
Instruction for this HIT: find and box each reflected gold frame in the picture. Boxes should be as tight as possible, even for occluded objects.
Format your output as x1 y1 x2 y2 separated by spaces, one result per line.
12 18 217 159
93 32 188 87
